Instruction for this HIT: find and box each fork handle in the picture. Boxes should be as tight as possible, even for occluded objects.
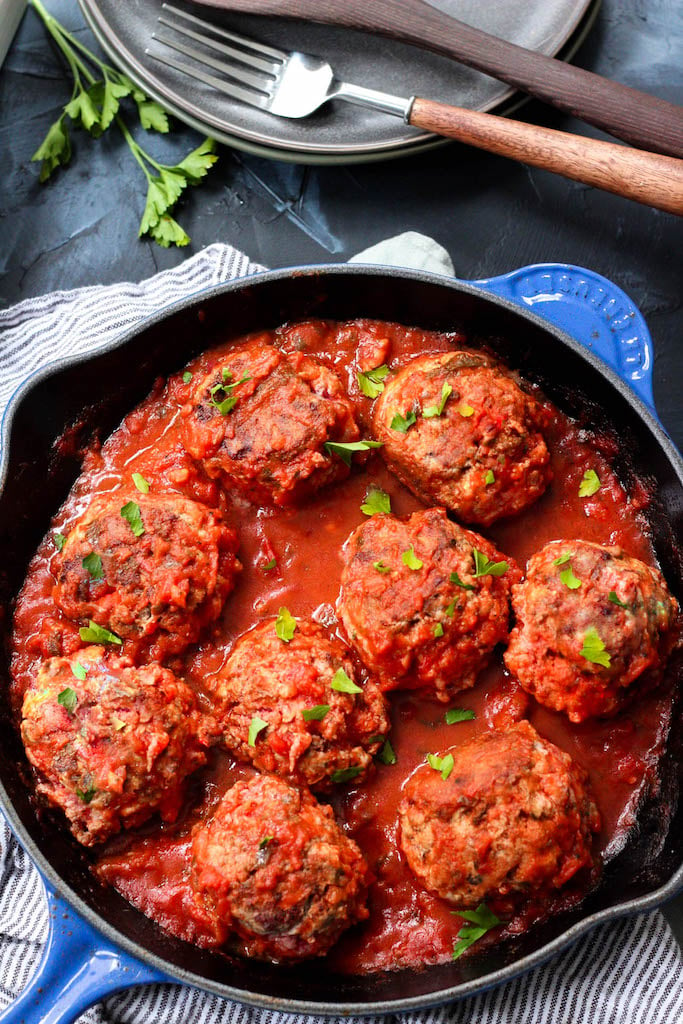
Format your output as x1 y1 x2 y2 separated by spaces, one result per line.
409 98 683 216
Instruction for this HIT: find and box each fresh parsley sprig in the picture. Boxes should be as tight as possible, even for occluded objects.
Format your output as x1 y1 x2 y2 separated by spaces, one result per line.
30 0 218 248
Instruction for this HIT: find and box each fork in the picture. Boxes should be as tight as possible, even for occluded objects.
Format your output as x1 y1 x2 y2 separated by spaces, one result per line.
147 4 683 216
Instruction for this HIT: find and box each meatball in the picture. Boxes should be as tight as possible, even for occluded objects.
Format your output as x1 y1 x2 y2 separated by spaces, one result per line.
504 539 680 722
373 351 552 525
21 647 210 845
181 339 361 506
191 773 370 960
338 507 520 701
54 492 240 656
213 618 390 791
399 721 600 907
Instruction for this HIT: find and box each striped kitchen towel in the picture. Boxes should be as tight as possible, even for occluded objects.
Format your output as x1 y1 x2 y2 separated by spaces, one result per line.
0 238 681 1024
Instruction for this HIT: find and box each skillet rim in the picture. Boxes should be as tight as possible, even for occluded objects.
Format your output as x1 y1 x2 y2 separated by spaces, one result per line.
0 263 681 1015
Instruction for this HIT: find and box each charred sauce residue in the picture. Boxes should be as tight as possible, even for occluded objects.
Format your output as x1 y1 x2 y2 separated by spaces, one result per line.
10 319 677 975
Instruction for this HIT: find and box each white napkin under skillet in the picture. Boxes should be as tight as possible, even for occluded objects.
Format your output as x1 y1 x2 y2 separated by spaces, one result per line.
0 236 681 1024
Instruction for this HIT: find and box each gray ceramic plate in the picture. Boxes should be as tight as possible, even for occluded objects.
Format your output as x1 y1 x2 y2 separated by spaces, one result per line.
78 0 595 160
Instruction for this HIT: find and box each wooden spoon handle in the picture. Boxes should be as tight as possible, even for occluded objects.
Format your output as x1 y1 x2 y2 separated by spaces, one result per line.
409 97 683 215
193 0 683 158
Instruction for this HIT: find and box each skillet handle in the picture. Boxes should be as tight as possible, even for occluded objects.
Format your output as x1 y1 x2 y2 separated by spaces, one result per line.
0 878 169 1024
466 263 656 413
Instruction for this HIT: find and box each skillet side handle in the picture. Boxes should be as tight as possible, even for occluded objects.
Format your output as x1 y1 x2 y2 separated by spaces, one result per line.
466 263 656 415
0 882 169 1024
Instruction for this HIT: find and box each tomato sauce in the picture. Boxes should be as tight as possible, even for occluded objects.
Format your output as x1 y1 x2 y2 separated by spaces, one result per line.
10 319 676 975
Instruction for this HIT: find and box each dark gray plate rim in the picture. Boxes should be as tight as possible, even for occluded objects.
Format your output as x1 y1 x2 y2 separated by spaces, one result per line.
1 264 682 1015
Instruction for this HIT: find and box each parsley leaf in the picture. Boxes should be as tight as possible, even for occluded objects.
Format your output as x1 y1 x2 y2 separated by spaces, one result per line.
331 766 363 784
302 705 330 722
378 738 397 765
390 409 418 433
423 382 453 419
275 607 297 643
472 549 509 578
357 364 390 398
579 469 601 497
32 115 72 182
259 835 274 850
262 558 277 572
427 752 455 780
450 571 475 591
445 708 475 725
553 552 573 566
445 598 458 618
121 501 145 537
560 566 582 590
137 98 170 133
580 627 611 667
57 687 78 714
82 553 103 580
608 591 629 609
76 786 96 804
132 472 149 494
433 622 444 638
324 439 383 467
182 371 193 384
361 487 391 517
79 620 122 645
209 373 251 415
248 716 268 747
71 663 87 682
452 904 500 960
54 531 67 551
402 546 423 570
374 559 392 574
484 469 495 486
331 668 362 694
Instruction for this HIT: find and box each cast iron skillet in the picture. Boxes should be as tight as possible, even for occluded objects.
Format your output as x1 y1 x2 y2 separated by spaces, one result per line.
0 265 682 1018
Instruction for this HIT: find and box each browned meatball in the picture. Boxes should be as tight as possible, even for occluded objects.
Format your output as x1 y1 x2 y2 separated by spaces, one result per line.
54 492 240 657
338 507 520 701
21 647 210 845
180 339 361 506
213 618 390 791
373 351 552 526
191 773 370 960
504 539 680 722
399 721 600 907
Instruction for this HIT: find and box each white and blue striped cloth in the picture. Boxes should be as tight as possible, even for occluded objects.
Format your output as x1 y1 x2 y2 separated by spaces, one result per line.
1 240 681 1024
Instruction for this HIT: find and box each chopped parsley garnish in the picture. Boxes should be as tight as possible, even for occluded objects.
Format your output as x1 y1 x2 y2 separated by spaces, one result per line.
378 738 397 765
472 549 509 577
445 708 475 725
54 532 67 551
452 903 500 960
121 500 145 537
423 382 453 419
402 546 423 570
76 787 96 804
259 835 274 849
262 558 277 572
82 552 103 580
580 627 611 668
79 620 122 645
248 716 268 747
361 486 392 517
71 663 87 681
57 687 78 714
132 472 150 494
560 566 582 590
182 371 193 384
324 439 383 467
302 705 330 722
209 373 251 415
357 364 390 398
579 469 601 497
608 591 629 609
331 765 363 784
450 571 475 591
445 599 458 618
553 552 573 566
331 668 362 694
457 403 474 418
484 470 495 486
275 607 297 643
433 622 444 638
427 752 455 781
373 560 392 574
390 409 418 433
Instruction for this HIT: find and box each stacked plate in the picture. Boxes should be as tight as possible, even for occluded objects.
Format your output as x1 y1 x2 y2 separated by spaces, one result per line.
78 0 598 163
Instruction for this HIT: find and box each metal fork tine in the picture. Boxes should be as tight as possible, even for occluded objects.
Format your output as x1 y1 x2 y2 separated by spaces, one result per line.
145 47 271 110
157 14 281 76
161 3 288 62
153 31 275 95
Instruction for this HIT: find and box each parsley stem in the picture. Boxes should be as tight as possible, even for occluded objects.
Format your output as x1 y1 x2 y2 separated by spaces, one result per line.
116 117 154 181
